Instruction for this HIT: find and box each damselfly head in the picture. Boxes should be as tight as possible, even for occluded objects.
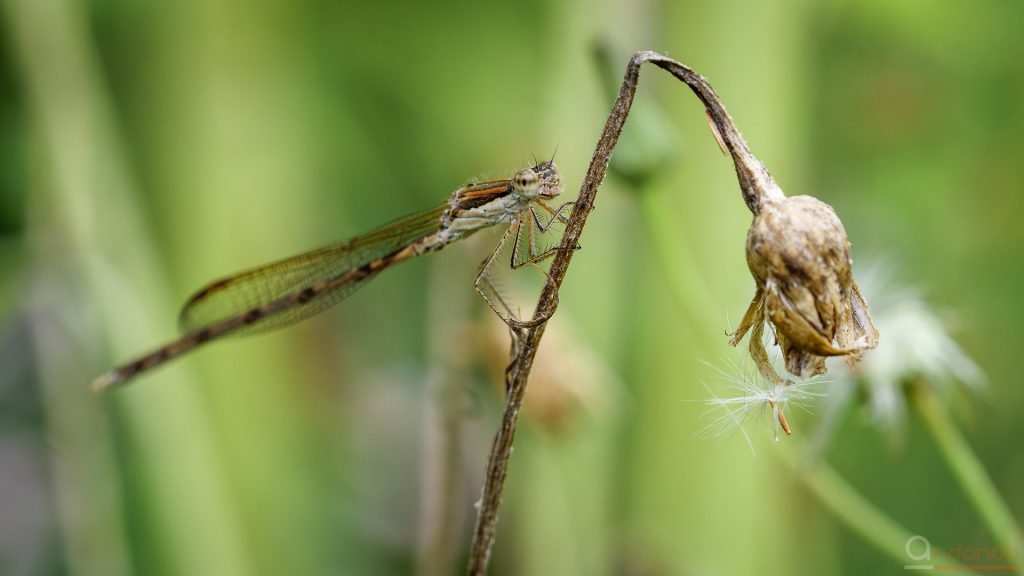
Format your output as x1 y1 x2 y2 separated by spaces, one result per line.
521 160 562 199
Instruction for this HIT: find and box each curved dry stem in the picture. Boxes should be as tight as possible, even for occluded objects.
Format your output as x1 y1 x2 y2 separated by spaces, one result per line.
466 50 776 575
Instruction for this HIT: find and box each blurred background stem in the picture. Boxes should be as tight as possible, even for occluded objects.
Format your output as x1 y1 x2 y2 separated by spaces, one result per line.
775 446 980 576
3 0 251 573
637 187 724 334
913 387 1024 574
416 244 474 576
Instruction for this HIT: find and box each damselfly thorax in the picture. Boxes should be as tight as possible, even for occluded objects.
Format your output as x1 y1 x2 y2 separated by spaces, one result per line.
92 160 571 391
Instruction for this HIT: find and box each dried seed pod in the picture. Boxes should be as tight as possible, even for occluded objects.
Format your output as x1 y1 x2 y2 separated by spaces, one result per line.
730 194 878 382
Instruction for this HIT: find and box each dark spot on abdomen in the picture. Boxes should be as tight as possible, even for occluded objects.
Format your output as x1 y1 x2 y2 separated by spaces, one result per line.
297 286 317 304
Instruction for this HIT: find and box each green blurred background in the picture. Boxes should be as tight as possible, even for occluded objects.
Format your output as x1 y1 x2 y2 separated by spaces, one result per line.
2 0 1022 575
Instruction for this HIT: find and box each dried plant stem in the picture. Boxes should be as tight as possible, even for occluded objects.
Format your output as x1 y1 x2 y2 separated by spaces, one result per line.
913 388 1024 575
466 51 777 575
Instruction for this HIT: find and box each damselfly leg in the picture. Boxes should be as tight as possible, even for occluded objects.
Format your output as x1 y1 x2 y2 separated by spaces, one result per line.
474 200 577 330
511 200 578 270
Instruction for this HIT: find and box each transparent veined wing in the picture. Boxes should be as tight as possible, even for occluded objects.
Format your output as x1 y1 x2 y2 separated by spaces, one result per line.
178 205 447 336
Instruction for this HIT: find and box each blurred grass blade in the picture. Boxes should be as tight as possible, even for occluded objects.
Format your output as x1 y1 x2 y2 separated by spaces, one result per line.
3 0 253 573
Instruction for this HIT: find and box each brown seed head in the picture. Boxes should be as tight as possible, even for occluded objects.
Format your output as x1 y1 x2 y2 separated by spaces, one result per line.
731 194 878 382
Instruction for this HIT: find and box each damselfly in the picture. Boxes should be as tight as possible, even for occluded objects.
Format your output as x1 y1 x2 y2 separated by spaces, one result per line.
93 160 571 392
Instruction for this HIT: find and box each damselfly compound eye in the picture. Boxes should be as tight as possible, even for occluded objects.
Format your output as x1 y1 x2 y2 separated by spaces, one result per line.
513 169 539 194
